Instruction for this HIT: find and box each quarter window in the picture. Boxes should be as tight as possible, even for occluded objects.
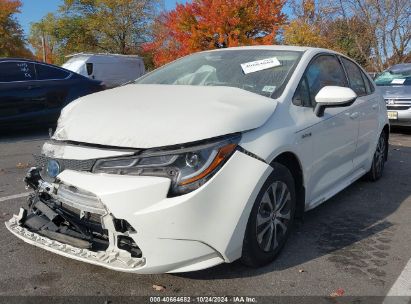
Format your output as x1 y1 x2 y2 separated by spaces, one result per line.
361 71 375 94
293 76 311 107
86 63 93 76
0 62 35 82
35 64 70 80
361 72 371 93
341 57 367 96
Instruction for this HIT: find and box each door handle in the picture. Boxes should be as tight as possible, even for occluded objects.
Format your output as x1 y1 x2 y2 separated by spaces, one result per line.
350 112 360 119
27 85 40 90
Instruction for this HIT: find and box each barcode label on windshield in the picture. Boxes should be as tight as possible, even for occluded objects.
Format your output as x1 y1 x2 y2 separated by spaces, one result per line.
241 57 281 74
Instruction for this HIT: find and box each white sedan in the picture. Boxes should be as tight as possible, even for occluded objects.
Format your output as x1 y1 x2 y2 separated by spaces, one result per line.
6 46 389 273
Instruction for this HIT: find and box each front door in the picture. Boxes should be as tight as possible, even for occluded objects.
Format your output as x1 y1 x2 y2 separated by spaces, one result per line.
292 54 359 207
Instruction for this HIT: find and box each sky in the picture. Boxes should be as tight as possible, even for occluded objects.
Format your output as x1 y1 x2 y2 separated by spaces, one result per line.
18 0 186 37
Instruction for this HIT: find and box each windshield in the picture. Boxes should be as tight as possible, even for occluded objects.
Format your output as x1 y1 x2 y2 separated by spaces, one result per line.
374 66 411 86
135 49 302 98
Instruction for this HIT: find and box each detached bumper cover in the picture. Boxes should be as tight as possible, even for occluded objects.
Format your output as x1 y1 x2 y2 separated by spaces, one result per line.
6 150 272 273
6 216 144 271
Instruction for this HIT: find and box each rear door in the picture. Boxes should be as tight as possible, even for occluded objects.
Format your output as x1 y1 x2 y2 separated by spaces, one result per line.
340 57 379 171
0 61 47 125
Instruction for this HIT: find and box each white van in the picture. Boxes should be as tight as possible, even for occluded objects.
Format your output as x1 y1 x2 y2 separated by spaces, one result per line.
62 53 145 88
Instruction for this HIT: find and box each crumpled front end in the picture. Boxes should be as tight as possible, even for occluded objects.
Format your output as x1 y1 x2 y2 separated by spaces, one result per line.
5 145 272 274
6 168 147 272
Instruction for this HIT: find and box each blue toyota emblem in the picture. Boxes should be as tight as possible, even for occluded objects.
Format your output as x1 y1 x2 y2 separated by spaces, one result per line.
46 159 60 178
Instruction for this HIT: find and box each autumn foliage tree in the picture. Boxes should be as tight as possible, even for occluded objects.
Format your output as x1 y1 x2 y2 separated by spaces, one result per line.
144 0 287 67
0 0 32 58
283 0 328 48
29 0 161 65
284 0 410 71
283 1 372 67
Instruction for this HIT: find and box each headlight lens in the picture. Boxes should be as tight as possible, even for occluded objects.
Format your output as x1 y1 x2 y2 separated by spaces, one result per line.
92 135 240 195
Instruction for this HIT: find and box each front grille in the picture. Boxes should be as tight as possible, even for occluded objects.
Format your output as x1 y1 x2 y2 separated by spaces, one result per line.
387 105 411 110
33 155 96 172
385 98 411 103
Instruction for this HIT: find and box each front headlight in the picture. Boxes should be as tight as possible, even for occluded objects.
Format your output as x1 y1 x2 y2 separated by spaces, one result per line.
92 134 240 195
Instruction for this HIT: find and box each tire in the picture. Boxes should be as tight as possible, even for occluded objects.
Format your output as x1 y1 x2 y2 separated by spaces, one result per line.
367 131 388 181
241 163 296 267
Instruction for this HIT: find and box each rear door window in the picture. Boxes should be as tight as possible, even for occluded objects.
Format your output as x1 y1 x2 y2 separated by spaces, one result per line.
35 64 70 80
0 61 35 82
341 57 367 96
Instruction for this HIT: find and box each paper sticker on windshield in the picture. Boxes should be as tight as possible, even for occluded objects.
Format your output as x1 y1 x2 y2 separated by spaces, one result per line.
391 79 405 84
262 86 276 93
241 57 281 74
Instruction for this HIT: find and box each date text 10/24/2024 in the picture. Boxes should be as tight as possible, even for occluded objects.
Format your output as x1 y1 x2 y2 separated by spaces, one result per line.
149 296 258 303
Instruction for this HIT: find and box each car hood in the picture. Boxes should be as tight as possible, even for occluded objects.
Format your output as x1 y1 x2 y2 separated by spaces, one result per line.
377 85 411 100
53 84 277 148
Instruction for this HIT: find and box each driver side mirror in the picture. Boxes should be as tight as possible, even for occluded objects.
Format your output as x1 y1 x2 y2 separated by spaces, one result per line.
314 86 357 117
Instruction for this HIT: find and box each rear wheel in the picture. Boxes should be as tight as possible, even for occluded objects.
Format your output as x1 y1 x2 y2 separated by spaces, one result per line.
241 163 296 267
367 131 387 181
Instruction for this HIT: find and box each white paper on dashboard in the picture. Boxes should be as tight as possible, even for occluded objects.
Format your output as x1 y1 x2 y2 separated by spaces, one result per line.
241 57 281 74
391 79 405 84
262 85 276 93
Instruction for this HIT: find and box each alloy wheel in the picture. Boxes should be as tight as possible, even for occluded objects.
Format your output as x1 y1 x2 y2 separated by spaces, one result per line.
374 134 386 176
255 181 292 252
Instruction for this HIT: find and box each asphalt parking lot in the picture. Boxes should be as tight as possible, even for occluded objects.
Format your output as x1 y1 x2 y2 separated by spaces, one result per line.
0 127 410 298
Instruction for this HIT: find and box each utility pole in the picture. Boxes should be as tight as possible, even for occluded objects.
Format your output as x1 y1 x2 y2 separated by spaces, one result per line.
41 34 46 62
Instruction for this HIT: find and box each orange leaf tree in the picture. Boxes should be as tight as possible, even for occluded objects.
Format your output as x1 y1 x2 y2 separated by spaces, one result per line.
0 0 32 58
144 0 286 67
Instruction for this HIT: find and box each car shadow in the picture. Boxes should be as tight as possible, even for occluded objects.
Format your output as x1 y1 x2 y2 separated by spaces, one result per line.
176 142 411 280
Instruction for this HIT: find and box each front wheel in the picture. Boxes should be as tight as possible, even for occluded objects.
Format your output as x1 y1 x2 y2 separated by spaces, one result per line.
367 131 388 181
241 163 296 267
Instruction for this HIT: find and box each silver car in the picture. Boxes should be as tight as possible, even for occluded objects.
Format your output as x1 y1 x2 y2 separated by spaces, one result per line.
375 63 411 127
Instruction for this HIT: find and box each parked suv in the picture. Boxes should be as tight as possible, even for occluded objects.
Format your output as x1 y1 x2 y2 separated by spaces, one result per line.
0 58 105 130
6 46 389 274
375 63 411 127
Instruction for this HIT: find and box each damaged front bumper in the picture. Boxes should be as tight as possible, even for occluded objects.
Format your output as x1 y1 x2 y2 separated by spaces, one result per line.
6 150 272 273
6 168 146 272
6 215 144 271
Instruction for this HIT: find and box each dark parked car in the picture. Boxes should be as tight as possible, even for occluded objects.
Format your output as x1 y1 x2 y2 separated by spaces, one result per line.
0 58 105 130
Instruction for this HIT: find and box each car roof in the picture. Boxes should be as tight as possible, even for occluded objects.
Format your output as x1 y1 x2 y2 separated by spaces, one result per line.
388 63 411 73
0 57 40 63
0 58 65 69
196 45 348 61
201 45 335 53
0 57 83 75
0 57 98 81
66 53 142 58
